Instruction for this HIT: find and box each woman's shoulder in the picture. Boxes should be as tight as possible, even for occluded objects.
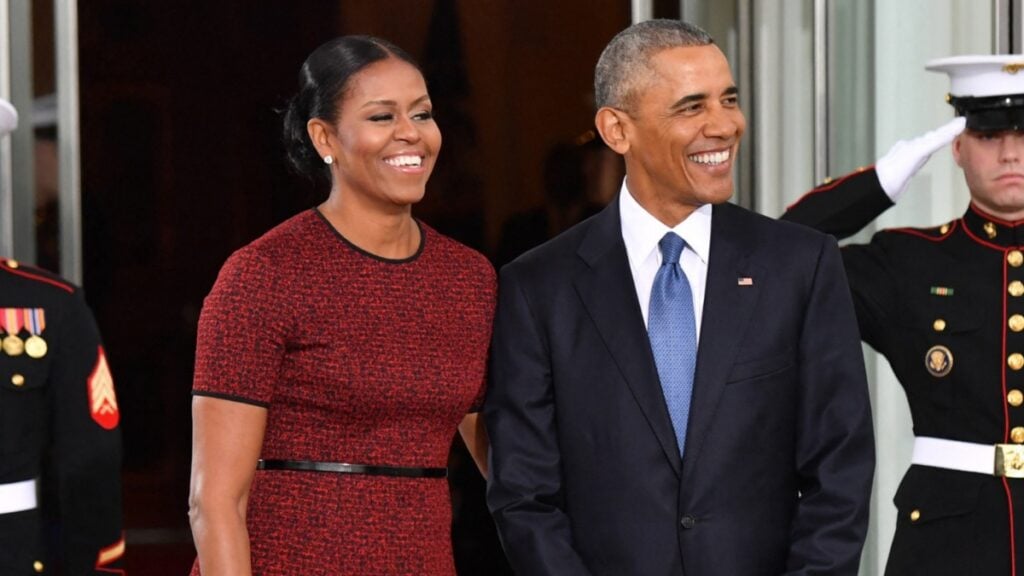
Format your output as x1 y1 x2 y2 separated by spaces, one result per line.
219 210 323 277
422 223 495 277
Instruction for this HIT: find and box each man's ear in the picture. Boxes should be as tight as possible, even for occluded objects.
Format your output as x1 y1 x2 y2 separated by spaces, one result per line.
307 118 335 162
951 133 964 168
595 107 630 156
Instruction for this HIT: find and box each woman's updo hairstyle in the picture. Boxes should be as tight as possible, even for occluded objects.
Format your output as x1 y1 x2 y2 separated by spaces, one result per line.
283 35 420 182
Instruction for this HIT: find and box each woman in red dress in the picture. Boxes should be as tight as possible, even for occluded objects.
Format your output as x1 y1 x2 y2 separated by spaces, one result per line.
187 36 495 575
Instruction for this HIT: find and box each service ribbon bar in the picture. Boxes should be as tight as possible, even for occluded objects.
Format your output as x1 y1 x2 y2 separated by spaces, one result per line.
25 308 45 336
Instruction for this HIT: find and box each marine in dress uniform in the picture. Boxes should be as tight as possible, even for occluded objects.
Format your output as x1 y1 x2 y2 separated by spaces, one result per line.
0 101 124 574
783 56 1024 575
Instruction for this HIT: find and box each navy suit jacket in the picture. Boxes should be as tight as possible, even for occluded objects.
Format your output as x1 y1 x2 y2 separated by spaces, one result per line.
485 198 875 576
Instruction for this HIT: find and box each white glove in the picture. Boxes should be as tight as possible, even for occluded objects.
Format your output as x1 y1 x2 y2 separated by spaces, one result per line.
0 99 16 137
875 116 966 202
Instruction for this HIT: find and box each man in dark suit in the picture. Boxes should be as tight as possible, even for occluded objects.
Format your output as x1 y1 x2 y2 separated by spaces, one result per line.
485 20 875 576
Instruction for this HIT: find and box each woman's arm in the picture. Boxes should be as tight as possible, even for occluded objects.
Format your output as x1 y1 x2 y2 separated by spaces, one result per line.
188 396 268 575
458 412 489 478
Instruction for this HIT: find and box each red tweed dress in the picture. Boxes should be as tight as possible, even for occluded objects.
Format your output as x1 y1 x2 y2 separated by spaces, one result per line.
190 209 495 575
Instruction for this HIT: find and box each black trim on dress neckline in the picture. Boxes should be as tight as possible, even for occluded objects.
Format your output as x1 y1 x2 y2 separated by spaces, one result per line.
313 208 426 264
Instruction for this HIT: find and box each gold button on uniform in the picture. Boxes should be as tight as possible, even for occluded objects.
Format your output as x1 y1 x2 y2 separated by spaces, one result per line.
6 259 18 269
933 319 947 332
910 509 921 522
33 560 43 573
1012 281 1024 297
1010 389 1024 407
940 223 951 234
1011 353 1024 371
11 374 24 386
1012 315 1024 332
1013 427 1024 444
1010 250 1024 268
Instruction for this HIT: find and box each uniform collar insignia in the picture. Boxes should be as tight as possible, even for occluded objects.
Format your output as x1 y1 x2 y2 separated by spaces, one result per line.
963 204 1024 248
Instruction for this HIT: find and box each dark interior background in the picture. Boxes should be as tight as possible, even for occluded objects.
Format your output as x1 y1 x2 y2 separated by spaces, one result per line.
29 0 684 572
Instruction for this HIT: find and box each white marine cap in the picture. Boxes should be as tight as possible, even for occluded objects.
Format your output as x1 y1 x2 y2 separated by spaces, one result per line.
926 54 1024 97
926 54 1024 131
0 98 17 136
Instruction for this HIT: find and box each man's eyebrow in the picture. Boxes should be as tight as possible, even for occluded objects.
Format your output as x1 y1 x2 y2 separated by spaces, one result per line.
669 93 707 110
669 86 739 110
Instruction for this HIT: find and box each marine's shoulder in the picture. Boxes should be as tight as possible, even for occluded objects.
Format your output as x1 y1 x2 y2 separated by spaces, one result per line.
876 220 958 243
0 258 79 298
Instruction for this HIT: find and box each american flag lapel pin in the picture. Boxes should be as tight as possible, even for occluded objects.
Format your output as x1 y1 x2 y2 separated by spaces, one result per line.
737 276 754 286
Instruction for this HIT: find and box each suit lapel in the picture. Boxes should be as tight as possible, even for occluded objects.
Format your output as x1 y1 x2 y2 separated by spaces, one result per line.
681 203 761 485
574 200 682 476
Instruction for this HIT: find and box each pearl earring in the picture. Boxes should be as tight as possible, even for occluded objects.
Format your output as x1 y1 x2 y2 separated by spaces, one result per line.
323 155 334 165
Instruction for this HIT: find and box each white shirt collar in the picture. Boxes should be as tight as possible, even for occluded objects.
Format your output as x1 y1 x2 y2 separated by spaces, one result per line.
619 180 712 266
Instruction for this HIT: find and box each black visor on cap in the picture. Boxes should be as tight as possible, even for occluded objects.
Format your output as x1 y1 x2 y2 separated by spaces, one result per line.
951 94 1024 132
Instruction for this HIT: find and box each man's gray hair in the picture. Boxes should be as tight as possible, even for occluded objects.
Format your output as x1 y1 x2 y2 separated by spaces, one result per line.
594 19 714 110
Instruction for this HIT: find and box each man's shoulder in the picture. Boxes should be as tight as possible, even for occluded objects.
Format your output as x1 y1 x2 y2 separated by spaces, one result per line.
501 211 603 276
716 202 831 248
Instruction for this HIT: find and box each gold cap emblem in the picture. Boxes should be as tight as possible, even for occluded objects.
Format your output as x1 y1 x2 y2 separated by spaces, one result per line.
1004 62 1024 74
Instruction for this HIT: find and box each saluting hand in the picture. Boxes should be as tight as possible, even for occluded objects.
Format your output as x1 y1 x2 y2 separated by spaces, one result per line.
875 116 967 201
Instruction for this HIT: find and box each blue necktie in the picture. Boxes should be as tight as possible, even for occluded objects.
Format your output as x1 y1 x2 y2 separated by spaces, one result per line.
648 232 697 457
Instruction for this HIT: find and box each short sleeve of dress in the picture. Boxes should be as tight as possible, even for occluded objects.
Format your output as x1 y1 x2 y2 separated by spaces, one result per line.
192 247 290 407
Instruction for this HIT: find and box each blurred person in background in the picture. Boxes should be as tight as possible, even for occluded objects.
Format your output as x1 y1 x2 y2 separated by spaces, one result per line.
0 97 124 575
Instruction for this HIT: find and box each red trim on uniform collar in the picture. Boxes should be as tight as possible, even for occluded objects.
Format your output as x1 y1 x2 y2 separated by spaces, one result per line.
969 202 1024 227
961 218 1014 251
961 204 1024 250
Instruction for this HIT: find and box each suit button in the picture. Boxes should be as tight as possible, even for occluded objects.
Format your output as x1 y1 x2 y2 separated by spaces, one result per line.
932 318 946 332
33 560 44 572
680 515 696 529
1012 281 1024 297
909 509 921 522
1013 427 1024 444
1010 353 1024 371
1010 250 1024 268
11 374 24 387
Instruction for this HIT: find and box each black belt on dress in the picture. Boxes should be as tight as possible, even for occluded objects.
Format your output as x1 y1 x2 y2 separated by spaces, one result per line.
256 459 447 479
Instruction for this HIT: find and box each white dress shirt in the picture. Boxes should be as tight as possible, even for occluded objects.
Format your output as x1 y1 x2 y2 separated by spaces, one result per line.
619 180 711 342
